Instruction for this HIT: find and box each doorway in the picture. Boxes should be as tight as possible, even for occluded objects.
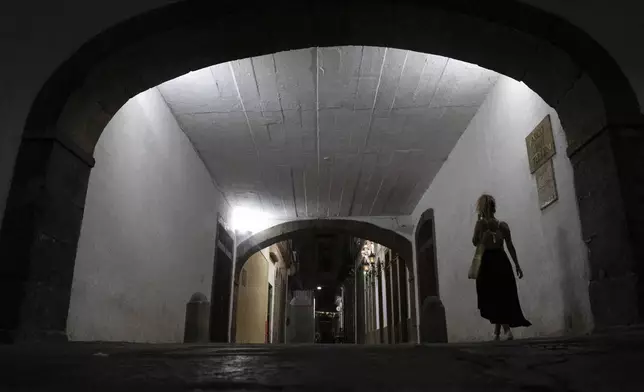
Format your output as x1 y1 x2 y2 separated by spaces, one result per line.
209 221 234 342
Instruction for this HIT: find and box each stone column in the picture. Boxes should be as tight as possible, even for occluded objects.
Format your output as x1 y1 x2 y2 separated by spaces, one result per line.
390 255 401 343
364 275 369 343
344 279 355 343
370 275 377 343
397 257 410 343
384 256 394 344
570 125 644 327
369 275 376 343
363 275 368 343
407 266 418 343
355 266 365 344
0 135 94 342
365 276 373 344
376 262 384 344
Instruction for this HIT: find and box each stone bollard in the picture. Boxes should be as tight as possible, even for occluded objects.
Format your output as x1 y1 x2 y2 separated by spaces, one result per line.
184 292 210 343
419 295 448 343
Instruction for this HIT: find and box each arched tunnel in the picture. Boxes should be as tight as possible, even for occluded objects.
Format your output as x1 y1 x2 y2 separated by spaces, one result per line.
1 0 644 389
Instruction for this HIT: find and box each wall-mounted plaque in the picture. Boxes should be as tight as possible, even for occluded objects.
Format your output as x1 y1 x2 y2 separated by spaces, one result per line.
535 159 558 210
526 114 556 173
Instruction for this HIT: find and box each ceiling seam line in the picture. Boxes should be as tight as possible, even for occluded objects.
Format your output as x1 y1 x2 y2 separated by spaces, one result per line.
272 53 287 218
303 169 309 217
336 169 346 217
250 57 262 100
359 165 377 216
290 167 299 218
362 47 388 150
403 180 424 215
346 167 362 217
427 58 450 109
327 166 334 217
228 61 264 214
381 170 403 216
349 47 388 217
405 179 423 207
368 176 387 215
228 62 260 160
179 102 478 115
411 55 430 102
388 50 409 114
352 46 366 113
281 195 288 219
315 47 321 217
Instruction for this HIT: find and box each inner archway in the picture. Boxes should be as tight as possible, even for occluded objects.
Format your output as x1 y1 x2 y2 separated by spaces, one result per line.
231 219 415 343
1 0 642 342
236 220 413 272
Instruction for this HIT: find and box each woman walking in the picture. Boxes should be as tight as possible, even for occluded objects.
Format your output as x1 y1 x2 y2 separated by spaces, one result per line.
473 194 531 340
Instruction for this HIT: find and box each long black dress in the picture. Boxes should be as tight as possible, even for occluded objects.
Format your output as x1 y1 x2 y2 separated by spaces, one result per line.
476 234 531 328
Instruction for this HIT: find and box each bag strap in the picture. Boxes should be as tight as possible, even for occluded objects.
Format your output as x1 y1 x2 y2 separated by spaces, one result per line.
481 218 501 243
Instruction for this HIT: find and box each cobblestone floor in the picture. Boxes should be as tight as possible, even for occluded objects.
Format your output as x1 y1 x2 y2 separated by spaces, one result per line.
1 327 643 391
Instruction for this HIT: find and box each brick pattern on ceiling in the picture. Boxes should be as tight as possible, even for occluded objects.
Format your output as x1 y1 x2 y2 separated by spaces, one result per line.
158 46 498 218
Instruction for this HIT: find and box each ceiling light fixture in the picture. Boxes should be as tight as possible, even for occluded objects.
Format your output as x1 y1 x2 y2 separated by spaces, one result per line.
231 207 272 234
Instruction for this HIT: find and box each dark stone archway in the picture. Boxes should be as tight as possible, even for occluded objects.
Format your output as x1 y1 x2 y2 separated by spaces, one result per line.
1 0 643 341
236 220 412 274
230 219 414 342
209 220 234 343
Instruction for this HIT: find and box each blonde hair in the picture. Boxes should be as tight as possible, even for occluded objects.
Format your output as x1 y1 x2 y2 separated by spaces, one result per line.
476 194 496 219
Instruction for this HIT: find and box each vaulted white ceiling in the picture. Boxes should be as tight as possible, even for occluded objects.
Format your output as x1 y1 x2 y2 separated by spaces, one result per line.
158 46 498 219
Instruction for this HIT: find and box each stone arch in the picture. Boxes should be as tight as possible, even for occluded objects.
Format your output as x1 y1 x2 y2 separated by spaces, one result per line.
236 219 412 278
414 209 448 343
22 0 641 157
2 0 643 341
230 219 414 342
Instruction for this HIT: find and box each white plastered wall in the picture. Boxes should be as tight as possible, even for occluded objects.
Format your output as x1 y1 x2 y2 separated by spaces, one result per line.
412 76 593 342
66 88 230 342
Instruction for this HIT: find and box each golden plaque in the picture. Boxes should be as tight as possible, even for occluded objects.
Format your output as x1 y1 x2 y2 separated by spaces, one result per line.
525 115 556 173
535 159 558 210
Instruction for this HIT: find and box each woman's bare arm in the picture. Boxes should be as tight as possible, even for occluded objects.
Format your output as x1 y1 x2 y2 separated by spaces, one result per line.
501 222 523 279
